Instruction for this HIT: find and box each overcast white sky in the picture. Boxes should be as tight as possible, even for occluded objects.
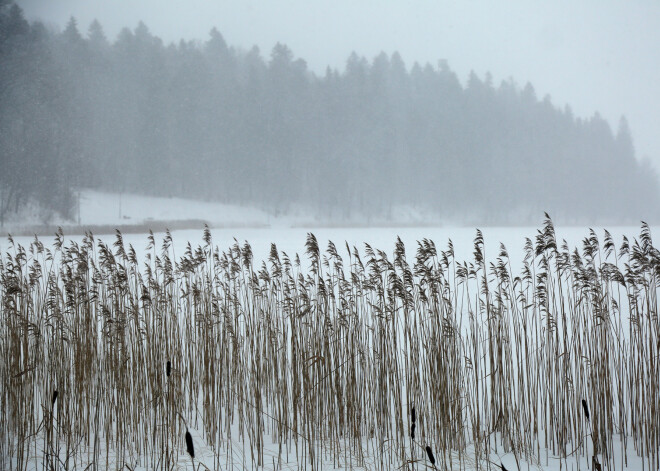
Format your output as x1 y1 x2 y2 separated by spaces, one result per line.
17 0 660 168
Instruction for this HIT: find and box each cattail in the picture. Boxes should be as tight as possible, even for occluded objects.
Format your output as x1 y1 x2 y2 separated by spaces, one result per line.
410 423 415 439
411 405 416 424
52 390 58 406
166 360 171 378
185 428 194 459
425 446 435 465
592 456 602 471
581 399 590 421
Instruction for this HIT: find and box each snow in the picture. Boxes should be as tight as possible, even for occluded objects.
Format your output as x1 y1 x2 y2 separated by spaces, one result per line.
0 190 649 263
7 428 649 470
3 191 651 271
76 190 273 228
1 190 448 234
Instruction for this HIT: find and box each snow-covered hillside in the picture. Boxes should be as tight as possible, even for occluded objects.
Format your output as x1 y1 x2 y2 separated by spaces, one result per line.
1 189 449 236
77 190 272 227
1 190 273 235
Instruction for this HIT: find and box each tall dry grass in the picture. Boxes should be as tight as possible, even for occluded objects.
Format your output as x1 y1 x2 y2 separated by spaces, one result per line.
0 218 658 470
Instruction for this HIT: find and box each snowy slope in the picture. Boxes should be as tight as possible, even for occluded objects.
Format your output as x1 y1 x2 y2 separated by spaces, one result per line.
1 189 450 236
76 189 272 227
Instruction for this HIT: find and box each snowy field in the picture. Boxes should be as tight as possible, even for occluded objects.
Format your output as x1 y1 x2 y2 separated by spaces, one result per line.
1 190 653 271
1 189 444 235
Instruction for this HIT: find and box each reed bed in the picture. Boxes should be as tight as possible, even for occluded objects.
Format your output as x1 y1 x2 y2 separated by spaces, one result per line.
0 218 658 470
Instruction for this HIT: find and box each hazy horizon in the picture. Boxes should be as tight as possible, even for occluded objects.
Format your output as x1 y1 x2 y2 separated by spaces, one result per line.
17 0 660 171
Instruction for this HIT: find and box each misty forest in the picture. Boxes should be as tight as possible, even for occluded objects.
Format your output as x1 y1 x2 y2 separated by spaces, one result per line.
1 2 658 226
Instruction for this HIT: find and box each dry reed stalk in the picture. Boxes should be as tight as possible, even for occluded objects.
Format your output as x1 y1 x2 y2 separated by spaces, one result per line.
1 219 659 469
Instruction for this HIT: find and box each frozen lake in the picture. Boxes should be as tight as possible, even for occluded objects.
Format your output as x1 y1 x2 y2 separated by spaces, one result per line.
4 224 653 270
3 190 650 268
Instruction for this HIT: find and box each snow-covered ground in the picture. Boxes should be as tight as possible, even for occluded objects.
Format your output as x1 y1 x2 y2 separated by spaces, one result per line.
1 189 652 267
77 190 273 228
9 430 649 470
1 190 274 232
3 191 652 273
1 189 448 235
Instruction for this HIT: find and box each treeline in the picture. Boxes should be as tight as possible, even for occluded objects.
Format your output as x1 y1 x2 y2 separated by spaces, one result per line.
1 2 658 224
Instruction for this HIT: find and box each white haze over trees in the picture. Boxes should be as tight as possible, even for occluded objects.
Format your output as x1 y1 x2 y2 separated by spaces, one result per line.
1 1 659 226
17 0 660 169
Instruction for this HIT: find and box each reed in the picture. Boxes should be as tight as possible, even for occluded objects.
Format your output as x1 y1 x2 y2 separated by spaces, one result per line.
0 218 658 469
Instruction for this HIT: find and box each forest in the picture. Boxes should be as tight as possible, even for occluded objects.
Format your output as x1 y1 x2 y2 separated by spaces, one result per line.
1 1 658 225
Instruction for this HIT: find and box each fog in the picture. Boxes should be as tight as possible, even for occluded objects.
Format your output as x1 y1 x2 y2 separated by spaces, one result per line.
18 0 660 166
3 0 660 226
